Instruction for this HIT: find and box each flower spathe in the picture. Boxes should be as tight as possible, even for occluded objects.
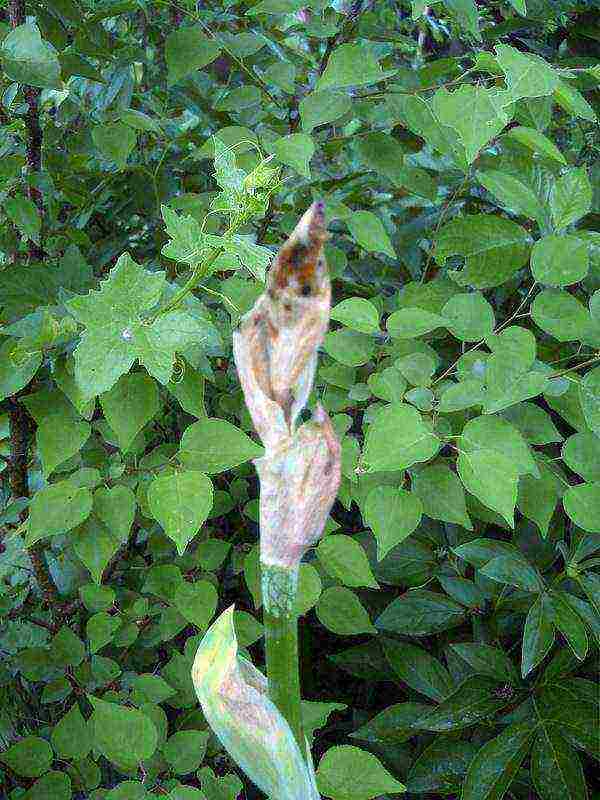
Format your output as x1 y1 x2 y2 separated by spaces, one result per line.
192 606 319 800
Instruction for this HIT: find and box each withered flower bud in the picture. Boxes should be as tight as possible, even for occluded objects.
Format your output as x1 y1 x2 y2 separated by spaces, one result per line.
233 201 330 449
257 404 341 569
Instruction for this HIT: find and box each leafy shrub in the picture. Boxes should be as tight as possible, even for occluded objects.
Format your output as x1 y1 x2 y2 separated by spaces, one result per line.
1 2 599 799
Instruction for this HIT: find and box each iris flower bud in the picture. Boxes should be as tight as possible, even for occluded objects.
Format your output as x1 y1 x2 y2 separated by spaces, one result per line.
192 607 319 800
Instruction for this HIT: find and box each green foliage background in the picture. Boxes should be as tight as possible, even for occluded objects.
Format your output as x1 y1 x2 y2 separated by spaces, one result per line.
0 1 599 799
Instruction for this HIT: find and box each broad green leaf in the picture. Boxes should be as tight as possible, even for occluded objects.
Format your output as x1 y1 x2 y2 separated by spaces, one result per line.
330 298 379 334
460 415 537 477
272 133 314 177
435 215 532 289
147 471 213 554
4 194 41 242
563 482 600 533
453 538 518 568
477 169 548 223
1 23 60 87
547 591 588 660
100 373 160 452
495 44 559 102
27 481 93 545
522 595 555 676
442 0 480 38
302 701 347 747
300 90 351 132
37 416 90 477
87 611 121 654
431 85 508 164
383 640 453 702
317 534 379 588
168 365 206 418
131 674 176 706
0 340 42 401
480 554 544 592
163 730 209 775
407 739 478 795
351 702 431 744
376 589 467 636
51 703 93 760
346 211 395 257
316 745 405 800
23 772 71 800
89 696 158 769
501 403 562 445
505 126 566 163
179 418 263 472
367 367 407 402
386 308 446 339
316 43 396 91
462 721 536 800
415 675 510 731
562 432 600 481
316 586 376 635
0 735 53 777
449 643 519 682
363 404 440 472
531 725 587 800
531 289 590 342
554 79 596 122
580 366 600 434
536 682 600 758
517 464 561 537
442 292 495 341
295 563 323 616
412 463 473 528
438 379 485 412
364 486 423 560
72 515 121 584
94 485 136 543
457 450 518 526
550 167 592 231
323 329 376 366
165 26 221 84
92 123 136 170
172 580 218 630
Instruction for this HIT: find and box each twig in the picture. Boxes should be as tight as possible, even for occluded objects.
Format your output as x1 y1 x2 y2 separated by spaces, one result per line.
548 354 600 380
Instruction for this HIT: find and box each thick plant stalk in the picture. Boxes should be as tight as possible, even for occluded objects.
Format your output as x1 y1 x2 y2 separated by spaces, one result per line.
192 203 340 798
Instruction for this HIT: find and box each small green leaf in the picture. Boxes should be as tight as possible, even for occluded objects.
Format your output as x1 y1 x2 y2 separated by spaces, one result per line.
415 675 510 732
323 329 376 366
4 194 41 242
272 133 314 177
377 590 467 636
442 292 495 341
163 730 209 775
386 308 446 339
563 482 600 533
477 169 547 223
383 639 453 702
412 464 473 528
346 211 395 257
147 471 213 554
505 126 566 164
316 43 396 91
316 745 405 800
550 167 592 230
1 23 60 88
316 586 376 635
317 534 379 588
94 485 136 544
364 486 423 560
51 703 93 760
363 403 440 472
172 580 218 630
531 725 587 800
547 591 588 661
0 340 42 401
522 595 555 677
89 696 158 769
562 432 600 481
0 735 53 777
87 611 121 654
531 290 591 342
300 90 351 132
531 235 589 286
92 123 137 170
457 450 518 526
27 481 93 545
330 298 380 334
165 26 221 85
462 721 536 800
100 373 160 452
179 418 263 473
580 366 600 434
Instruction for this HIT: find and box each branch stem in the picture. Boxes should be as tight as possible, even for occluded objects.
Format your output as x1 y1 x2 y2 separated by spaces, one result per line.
261 562 304 753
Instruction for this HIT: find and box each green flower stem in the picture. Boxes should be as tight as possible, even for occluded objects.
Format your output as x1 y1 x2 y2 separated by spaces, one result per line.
261 561 305 754
154 246 225 318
